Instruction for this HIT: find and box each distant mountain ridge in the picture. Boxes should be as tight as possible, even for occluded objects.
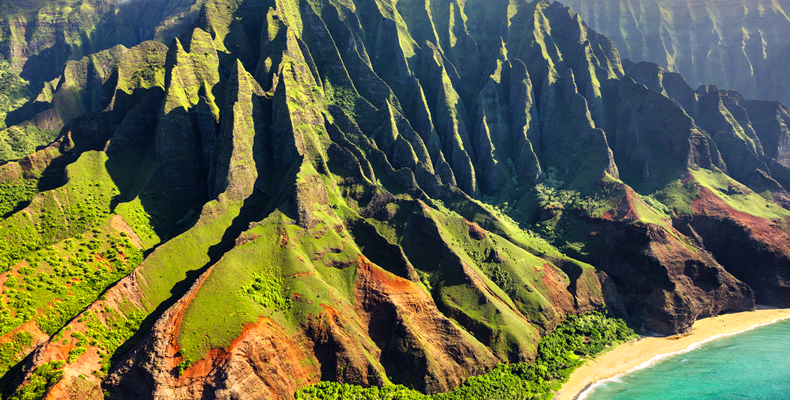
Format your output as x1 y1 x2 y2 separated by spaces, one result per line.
0 0 203 80
0 0 788 398
564 0 790 105
0 0 203 159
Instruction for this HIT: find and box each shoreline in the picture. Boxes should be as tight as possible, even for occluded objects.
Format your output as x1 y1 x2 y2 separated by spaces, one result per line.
555 307 790 400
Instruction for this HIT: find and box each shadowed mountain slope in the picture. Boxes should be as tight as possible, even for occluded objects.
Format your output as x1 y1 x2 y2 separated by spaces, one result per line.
0 0 203 160
564 0 790 106
0 0 788 398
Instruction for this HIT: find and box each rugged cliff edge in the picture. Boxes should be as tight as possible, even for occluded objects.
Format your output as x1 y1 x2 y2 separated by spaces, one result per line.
0 0 789 398
564 0 790 106
0 0 203 160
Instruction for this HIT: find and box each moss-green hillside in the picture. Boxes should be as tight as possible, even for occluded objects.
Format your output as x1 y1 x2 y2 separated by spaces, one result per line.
0 0 789 398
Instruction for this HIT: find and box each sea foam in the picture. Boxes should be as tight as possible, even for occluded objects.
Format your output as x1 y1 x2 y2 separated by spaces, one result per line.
574 314 790 400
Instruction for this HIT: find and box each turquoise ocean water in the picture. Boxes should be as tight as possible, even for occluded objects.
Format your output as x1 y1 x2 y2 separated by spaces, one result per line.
582 318 790 400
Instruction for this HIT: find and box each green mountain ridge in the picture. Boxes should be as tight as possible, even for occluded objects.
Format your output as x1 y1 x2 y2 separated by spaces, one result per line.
0 0 204 158
564 0 790 106
0 0 788 398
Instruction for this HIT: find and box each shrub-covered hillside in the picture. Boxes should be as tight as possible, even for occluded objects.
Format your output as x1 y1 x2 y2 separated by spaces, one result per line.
0 0 788 399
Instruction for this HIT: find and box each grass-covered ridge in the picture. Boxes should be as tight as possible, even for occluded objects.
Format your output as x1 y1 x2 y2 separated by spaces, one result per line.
2 0 790 396
691 169 790 220
0 149 154 377
295 312 634 400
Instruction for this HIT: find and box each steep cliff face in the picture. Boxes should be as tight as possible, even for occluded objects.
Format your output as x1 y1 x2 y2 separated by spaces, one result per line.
0 0 204 161
564 0 790 106
1 0 790 398
0 0 203 84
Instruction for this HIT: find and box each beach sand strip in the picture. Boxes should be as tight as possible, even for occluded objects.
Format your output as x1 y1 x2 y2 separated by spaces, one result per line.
556 307 790 400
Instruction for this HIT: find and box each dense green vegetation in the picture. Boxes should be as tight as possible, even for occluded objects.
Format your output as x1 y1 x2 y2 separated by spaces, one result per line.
33 233 144 335
296 312 634 400
0 151 150 378
0 332 33 377
0 229 143 375
0 232 145 379
0 0 786 396
7 360 64 400
532 168 620 217
0 60 30 120
0 126 59 162
0 179 38 217
297 383 428 400
240 272 292 310
0 152 120 270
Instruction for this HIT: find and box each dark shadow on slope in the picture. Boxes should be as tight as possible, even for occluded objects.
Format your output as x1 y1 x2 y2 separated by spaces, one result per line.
35 150 76 193
1 201 32 220
7 49 124 130
348 219 415 281
3 99 55 129
8 0 195 127
0 355 28 397
18 32 72 96
108 189 269 367
34 85 165 193
125 100 212 240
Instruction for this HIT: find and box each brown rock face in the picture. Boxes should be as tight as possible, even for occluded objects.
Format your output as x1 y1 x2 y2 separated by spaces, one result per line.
675 186 790 306
101 254 499 398
466 220 487 241
9 0 790 398
555 186 755 334
352 256 497 394
105 269 320 400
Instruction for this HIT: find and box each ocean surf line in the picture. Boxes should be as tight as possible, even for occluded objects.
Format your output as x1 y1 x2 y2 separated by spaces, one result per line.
579 317 790 400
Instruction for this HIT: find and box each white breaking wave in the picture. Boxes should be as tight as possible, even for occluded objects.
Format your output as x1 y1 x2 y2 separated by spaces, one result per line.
575 314 790 400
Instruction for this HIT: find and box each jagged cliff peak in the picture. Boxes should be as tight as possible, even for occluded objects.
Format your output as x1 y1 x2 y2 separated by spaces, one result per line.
0 0 789 398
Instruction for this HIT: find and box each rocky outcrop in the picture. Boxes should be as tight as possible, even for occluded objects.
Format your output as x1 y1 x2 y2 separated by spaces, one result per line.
5 0 790 398
676 186 790 306
614 73 724 190
583 194 754 333
745 100 790 168
105 268 321 400
352 256 498 393
0 0 203 162
622 61 790 195
0 0 202 86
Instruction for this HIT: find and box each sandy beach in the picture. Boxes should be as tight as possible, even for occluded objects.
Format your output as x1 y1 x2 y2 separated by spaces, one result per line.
555 307 790 400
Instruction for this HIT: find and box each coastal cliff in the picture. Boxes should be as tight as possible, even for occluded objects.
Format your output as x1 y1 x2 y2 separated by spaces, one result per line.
0 0 788 398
